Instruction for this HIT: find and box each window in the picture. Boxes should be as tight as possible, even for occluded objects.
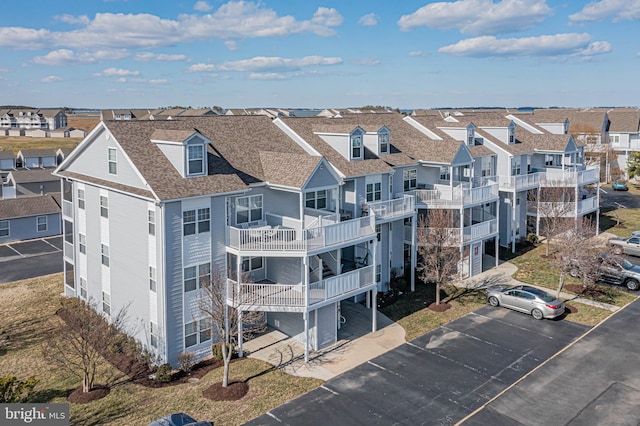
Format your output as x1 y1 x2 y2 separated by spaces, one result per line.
305 190 327 210
150 322 158 348
183 210 196 235
78 189 85 210
439 166 450 181
242 256 263 273
610 135 620 144
101 244 109 267
389 175 393 197
545 154 553 166
102 291 111 315
149 266 157 292
236 195 262 224
100 196 108 218
184 321 197 348
184 262 210 292
366 182 382 202
148 210 155 236
79 233 86 254
376 224 381 242
197 208 210 233
79 277 87 299
351 133 362 159
403 169 417 191
376 264 381 283
199 319 212 343
379 132 389 154
187 145 204 175
108 148 117 175
467 127 475 146
36 216 47 232
183 208 209 235
511 158 521 176
0 220 9 237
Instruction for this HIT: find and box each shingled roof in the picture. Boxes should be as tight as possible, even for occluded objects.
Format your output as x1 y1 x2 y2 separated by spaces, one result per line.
9 169 58 183
0 194 61 220
608 110 640 133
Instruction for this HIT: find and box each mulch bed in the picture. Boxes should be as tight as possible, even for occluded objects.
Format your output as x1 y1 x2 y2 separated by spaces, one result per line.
67 385 110 404
564 284 607 299
428 302 452 312
203 381 249 401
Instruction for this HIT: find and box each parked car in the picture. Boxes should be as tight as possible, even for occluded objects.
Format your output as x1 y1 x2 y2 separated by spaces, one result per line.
485 285 565 320
148 413 212 426
612 181 629 191
631 230 640 238
569 255 640 291
609 236 640 257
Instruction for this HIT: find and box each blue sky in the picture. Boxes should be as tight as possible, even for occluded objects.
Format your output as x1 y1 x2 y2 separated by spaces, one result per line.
1 0 639 109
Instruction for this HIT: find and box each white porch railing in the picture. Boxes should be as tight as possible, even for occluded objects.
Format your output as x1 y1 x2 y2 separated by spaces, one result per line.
410 182 498 208
367 195 415 221
227 280 305 308
62 200 73 219
227 215 376 253
578 196 598 215
541 166 600 186
499 173 541 191
309 265 374 304
463 219 497 242
528 202 577 217
63 241 74 262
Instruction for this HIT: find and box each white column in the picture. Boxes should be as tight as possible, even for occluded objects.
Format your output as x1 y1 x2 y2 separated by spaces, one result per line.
511 192 516 253
372 288 377 333
238 310 243 358
411 215 416 292
304 311 309 363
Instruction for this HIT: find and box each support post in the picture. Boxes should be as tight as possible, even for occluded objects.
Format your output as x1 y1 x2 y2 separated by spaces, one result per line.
372 288 377 333
411 215 416 292
238 310 243 357
511 192 516 253
304 311 309 363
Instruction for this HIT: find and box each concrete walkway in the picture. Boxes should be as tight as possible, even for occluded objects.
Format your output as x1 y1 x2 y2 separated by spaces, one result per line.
245 301 406 381
461 260 620 312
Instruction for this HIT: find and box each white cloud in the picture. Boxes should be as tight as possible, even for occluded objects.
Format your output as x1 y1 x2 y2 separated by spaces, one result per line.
149 79 169 84
55 14 91 25
398 0 552 35
135 52 189 61
94 67 140 77
189 55 342 73
33 48 129 65
438 33 611 57
224 40 238 51
352 57 380 66
193 1 213 12
359 13 379 26
409 50 430 57
249 72 287 80
41 75 62 83
569 0 640 23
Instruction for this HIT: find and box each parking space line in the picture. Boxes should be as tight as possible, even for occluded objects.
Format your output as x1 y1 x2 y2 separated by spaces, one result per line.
266 412 282 423
41 238 62 251
5 245 24 257
407 341 485 376
320 385 339 396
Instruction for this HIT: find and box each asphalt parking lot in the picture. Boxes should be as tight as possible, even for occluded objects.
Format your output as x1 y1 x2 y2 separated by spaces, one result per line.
0 236 63 283
247 306 589 426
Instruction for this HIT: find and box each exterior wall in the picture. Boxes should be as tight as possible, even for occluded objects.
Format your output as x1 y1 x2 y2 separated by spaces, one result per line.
65 127 148 191
305 163 338 189
163 201 184 366
267 312 304 342
0 159 14 170
210 196 227 272
260 187 300 222
317 134 350 160
537 123 565 134
16 181 59 197
0 213 61 244
481 127 509 143
267 257 302 285
316 303 337 349
156 143 185 177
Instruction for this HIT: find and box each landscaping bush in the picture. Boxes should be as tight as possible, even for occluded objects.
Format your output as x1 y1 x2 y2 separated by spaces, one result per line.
211 342 235 361
155 363 173 383
0 376 39 403
527 233 540 244
178 352 196 374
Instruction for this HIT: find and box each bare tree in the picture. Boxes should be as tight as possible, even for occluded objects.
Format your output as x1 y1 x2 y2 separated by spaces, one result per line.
554 218 608 295
43 298 128 393
198 269 265 387
417 209 460 305
528 184 576 256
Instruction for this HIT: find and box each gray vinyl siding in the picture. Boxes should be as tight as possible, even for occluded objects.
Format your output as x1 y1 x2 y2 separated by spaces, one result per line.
82 184 104 304
354 178 366 217
305 163 338 189
262 188 299 220
498 193 512 247
0 159 14 170
316 304 337 349
107 191 152 344
16 181 59 197
0 213 61 244
210 196 227 271
163 201 184 366
65 127 148 191
267 258 302 284
267 311 305 342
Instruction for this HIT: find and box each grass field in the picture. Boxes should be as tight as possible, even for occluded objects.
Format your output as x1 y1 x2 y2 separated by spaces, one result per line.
0 136 81 155
0 273 322 425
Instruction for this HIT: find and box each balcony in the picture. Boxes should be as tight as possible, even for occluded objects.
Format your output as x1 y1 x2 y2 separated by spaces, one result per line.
366 195 415 222
539 166 600 186
227 215 376 254
499 173 542 192
226 266 375 311
414 218 498 246
62 200 73 220
408 181 499 209
578 196 598 215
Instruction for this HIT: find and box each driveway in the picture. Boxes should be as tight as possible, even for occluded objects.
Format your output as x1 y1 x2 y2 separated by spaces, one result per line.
463 297 640 425
246 306 588 425
0 236 63 283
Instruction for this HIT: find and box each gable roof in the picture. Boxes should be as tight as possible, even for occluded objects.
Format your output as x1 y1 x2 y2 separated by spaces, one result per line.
0 151 15 160
18 149 57 157
9 169 57 183
258 152 323 188
0 194 61 220
607 110 640 133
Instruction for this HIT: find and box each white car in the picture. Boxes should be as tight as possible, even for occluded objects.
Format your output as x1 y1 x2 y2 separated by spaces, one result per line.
632 231 640 238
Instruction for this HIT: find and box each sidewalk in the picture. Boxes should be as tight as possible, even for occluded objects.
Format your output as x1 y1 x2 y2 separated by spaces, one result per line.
460 260 620 312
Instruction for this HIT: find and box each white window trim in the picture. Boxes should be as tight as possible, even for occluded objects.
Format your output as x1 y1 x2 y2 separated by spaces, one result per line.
79 233 86 254
36 215 47 232
108 147 117 175
77 188 85 210
236 195 263 225
366 181 382 202
378 130 389 154
79 277 87 299
148 210 156 236
242 256 264 273
101 243 110 267
350 130 363 160
100 195 109 219
305 190 328 210
186 144 206 177
102 291 111 316
0 220 10 237
404 169 417 191
149 266 157 292
184 262 211 292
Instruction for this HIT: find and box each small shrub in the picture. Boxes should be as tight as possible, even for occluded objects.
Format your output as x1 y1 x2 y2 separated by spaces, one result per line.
155 363 173 383
178 352 196 374
211 342 235 361
0 376 40 403
527 233 539 244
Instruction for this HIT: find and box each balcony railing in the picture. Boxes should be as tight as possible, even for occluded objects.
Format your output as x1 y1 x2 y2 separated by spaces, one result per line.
63 241 74 262
62 200 73 219
310 265 375 304
366 195 415 221
541 166 600 186
409 182 499 208
499 173 542 191
463 219 498 242
227 215 376 253
578 196 598 215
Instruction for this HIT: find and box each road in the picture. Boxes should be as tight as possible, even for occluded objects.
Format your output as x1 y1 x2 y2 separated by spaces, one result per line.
0 236 63 283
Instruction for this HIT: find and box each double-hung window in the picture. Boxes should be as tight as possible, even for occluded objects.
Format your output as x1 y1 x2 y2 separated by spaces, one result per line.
183 208 209 235
366 182 382 202
79 277 87 299
197 208 210 232
108 148 117 175
379 132 389 154
511 158 521 176
184 319 211 348
149 266 157 292
102 291 111 315
148 210 155 236
305 190 327 210
101 244 109 267
184 262 211 292
439 166 450 181
242 256 263 273
36 216 47 232
100 196 108 218
150 322 158 348
187 145 204 175
236 195 262 224
351 133 362 159
403 169 417 191
78 189 85 210
508 124 515 144
183 210 196 235
79 233 86 254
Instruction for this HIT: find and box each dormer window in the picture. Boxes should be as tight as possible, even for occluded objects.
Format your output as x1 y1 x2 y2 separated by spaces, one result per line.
466 125 475 146
187 144 205 176
378 128 389 155
508 123 515 144
351 129 363 160
563 119 569 135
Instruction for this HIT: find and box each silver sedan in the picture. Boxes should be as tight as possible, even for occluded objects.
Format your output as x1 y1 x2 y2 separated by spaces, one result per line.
485 285 565 320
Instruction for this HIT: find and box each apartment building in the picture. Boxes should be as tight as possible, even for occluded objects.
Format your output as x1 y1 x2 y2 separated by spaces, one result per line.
0 109 67 130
